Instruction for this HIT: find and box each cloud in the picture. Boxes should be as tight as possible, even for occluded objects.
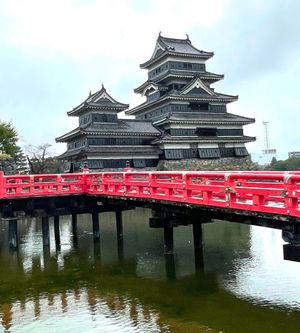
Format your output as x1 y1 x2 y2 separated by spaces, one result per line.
0 0 299 159
1 0 227 61
201 0 300 82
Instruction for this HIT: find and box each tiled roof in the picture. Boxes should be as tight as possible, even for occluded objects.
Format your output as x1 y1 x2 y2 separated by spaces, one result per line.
58 145 161 159
159 35 212 56
140 34 213 69
155 69 224 83
153 112 255 126
56 119 161 142
134 71 224 94
126 91 237 115
153 135 256 144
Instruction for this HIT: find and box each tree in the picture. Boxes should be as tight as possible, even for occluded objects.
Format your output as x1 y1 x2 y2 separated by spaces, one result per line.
265 157 300 171
0 121 26 174
0 121 19 157
26 144 65 174
14 149 29 174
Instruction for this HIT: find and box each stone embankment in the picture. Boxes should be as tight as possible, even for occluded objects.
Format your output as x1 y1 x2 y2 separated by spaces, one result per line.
157 157 259 171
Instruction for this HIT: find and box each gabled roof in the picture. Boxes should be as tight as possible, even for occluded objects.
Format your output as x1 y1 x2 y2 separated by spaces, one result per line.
180 76 215 96
134 81 169 96
67 84 129 117
140 34 213 69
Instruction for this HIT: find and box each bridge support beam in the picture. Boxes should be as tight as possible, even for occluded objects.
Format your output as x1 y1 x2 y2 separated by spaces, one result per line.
164 223 174 255
116 210 124 260
92 212 100 241
8 219 18 249
54 216 61 250
41 217 50 247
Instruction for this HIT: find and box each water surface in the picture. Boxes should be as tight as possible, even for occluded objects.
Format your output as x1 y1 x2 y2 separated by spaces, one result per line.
0 208 299 332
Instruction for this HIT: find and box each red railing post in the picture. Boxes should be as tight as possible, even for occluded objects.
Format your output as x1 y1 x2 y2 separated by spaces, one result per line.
82 173 89 194
0 171 4 198
286 174 299 216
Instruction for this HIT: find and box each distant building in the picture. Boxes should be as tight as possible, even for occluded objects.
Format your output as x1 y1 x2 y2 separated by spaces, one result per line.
56 34 255 170
289 151 300 158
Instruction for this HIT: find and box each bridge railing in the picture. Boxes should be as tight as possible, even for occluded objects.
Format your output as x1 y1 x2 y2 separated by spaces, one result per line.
0 172 86 197
0 171 299 218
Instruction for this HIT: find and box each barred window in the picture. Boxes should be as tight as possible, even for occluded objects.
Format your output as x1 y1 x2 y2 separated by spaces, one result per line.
182 149 198 158
164 149 184 159
198 148 221 159
234 147 248 156
133 159 146 168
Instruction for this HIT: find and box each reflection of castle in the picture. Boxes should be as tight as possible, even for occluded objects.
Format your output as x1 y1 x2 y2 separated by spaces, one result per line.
56 34 255 170
0 289 164 332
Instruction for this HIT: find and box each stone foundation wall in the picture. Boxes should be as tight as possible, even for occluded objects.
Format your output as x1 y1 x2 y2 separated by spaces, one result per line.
156 157 258 171
85 157 258 172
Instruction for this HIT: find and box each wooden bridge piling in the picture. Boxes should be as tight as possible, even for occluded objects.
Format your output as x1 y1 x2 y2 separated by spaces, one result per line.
92 212 100 241
41 217 50 247
193 222 203 250
93 240 101 260
54 216 61 250
164 222 174 255
193 222 205 270
115 210 124 259
71 214 78 243
8 219 18 249
165 254 176 280
115 210 123 240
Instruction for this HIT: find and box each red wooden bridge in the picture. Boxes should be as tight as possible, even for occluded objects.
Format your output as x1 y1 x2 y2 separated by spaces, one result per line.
1 170 300 219
1 170 300 261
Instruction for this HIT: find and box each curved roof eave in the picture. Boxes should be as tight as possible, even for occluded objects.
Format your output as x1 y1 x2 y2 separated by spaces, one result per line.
140 51 213 69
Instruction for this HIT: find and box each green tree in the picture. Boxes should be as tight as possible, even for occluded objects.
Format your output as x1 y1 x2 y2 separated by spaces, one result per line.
265 157 300 171
0 121 25 174
0 121 19 157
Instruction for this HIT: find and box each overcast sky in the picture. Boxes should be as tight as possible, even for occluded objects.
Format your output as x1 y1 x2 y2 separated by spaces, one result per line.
0 0 299 159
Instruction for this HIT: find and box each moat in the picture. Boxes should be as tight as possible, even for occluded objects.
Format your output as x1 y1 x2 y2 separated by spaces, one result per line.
0 208 300 332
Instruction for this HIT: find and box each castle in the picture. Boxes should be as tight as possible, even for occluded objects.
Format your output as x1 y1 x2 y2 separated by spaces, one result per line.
56 34 255 170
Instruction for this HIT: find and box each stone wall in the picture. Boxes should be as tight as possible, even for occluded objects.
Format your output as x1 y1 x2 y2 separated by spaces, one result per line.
83 157 259 172
156 157 259 171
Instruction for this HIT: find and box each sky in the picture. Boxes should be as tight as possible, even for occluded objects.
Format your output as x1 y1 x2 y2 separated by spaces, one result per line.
0 0 299 160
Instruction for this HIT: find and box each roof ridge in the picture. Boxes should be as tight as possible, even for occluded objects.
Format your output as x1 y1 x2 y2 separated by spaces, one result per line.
159 34 190 44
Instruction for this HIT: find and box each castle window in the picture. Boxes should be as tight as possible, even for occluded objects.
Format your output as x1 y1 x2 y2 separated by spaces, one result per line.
196 128 217 136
